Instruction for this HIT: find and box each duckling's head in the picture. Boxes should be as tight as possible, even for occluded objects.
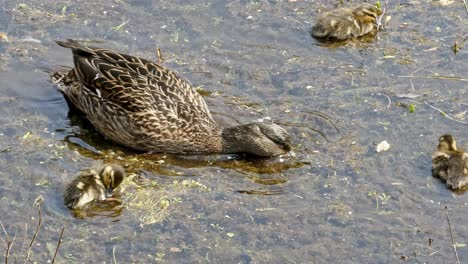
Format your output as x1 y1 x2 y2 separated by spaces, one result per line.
438 134 457 152
222 123 291 157
99 164 126 198
353 4 382 23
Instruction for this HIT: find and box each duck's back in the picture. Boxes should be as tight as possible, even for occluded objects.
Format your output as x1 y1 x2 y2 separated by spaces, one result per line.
53 40 222 153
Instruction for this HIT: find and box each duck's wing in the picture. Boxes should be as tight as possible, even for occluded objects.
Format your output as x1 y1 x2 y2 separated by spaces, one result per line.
56 39 217 130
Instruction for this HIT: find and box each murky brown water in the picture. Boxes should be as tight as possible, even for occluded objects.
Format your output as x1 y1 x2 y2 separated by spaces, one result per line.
0 0 467 263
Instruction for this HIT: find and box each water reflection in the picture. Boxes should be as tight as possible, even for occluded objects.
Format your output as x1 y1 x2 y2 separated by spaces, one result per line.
311 31 379 48
63 132 308 176
56 90 311 177
69 198 124 220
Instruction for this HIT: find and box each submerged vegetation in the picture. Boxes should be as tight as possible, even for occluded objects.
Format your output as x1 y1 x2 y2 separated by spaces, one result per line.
0 0 467 262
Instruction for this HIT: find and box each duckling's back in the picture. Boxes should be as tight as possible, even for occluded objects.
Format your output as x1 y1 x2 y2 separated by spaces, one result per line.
446 153 468 189
311 4 380 40
64 170 105 209
432 151 450 181
312 8 355 40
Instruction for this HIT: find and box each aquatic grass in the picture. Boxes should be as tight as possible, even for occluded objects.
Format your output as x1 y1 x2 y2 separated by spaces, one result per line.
110 18 130 31
125 190 173 226
423 101 468 125
445 202 461 264
367 191 392 212
120 173 211 226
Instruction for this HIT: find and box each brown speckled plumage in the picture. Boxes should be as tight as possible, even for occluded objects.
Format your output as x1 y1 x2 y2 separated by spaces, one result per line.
311 4 382 40
432 135 468 190
64 164 125 209
52 40 290 157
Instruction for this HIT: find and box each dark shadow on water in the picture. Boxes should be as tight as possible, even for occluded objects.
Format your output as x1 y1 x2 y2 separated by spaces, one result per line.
68 198 124 221
431 175 468 196
60 106 308 178
451 188 468 195
236 187 285 195
311 31 379 48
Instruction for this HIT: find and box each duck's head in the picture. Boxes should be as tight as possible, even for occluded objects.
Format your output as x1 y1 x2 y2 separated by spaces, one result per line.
100 164 126 198
438 134 457 152
353 4 382 23
222 122 291 157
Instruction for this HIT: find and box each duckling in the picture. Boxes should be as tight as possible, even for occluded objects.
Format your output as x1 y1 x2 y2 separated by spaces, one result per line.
311 3 382 40
432 134 468 190
64 164 125 209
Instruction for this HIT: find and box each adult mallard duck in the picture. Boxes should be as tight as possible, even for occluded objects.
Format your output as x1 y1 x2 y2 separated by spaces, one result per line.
64 164 126 209
432 134 468 190
52 40 290 157
311 3 382 40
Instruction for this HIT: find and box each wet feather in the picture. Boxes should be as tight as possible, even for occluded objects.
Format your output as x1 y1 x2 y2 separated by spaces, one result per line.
432 135 468 190
64 164 125 209
312 4 382 40
52 39 290 157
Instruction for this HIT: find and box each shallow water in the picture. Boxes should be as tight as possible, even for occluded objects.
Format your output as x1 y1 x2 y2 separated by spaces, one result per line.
0 0 467 263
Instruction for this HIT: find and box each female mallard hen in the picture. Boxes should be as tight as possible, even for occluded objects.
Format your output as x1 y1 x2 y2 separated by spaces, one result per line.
311 3 382 40
432 134 468 190
52 40 290 157
64 164 125 209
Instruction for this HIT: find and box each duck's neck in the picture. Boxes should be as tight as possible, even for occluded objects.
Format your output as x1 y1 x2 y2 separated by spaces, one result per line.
220 125 248 154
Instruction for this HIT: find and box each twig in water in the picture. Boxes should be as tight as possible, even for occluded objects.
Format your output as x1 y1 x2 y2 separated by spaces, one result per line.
444 202 461 264
5 240 13 264
398 75 468 82
376 93 391 108
410 58 446 75
51 224 65 264
0 220 15 264
463 0 468 15
423 101 468 125
110 18 130 31
156 45 164 64
0 220 8 247
455 34 468 52
408 58 446 89
113 246 118 264
376 0 389 30
23 196 44 264
225 0 240 7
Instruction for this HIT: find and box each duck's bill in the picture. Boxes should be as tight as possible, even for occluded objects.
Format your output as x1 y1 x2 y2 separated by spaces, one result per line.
105 189 114 198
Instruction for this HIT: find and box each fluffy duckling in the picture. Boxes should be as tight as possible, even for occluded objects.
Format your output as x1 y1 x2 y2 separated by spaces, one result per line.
432 135 468 190
64 164 125 209
311 3 382 40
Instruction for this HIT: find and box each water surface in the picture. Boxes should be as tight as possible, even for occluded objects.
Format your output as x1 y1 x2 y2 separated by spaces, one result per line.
0 0 467 263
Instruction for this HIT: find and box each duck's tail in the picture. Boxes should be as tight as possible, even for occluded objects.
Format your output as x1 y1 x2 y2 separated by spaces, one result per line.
50 69 76 93
51 70 66 82
55 39 99 58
